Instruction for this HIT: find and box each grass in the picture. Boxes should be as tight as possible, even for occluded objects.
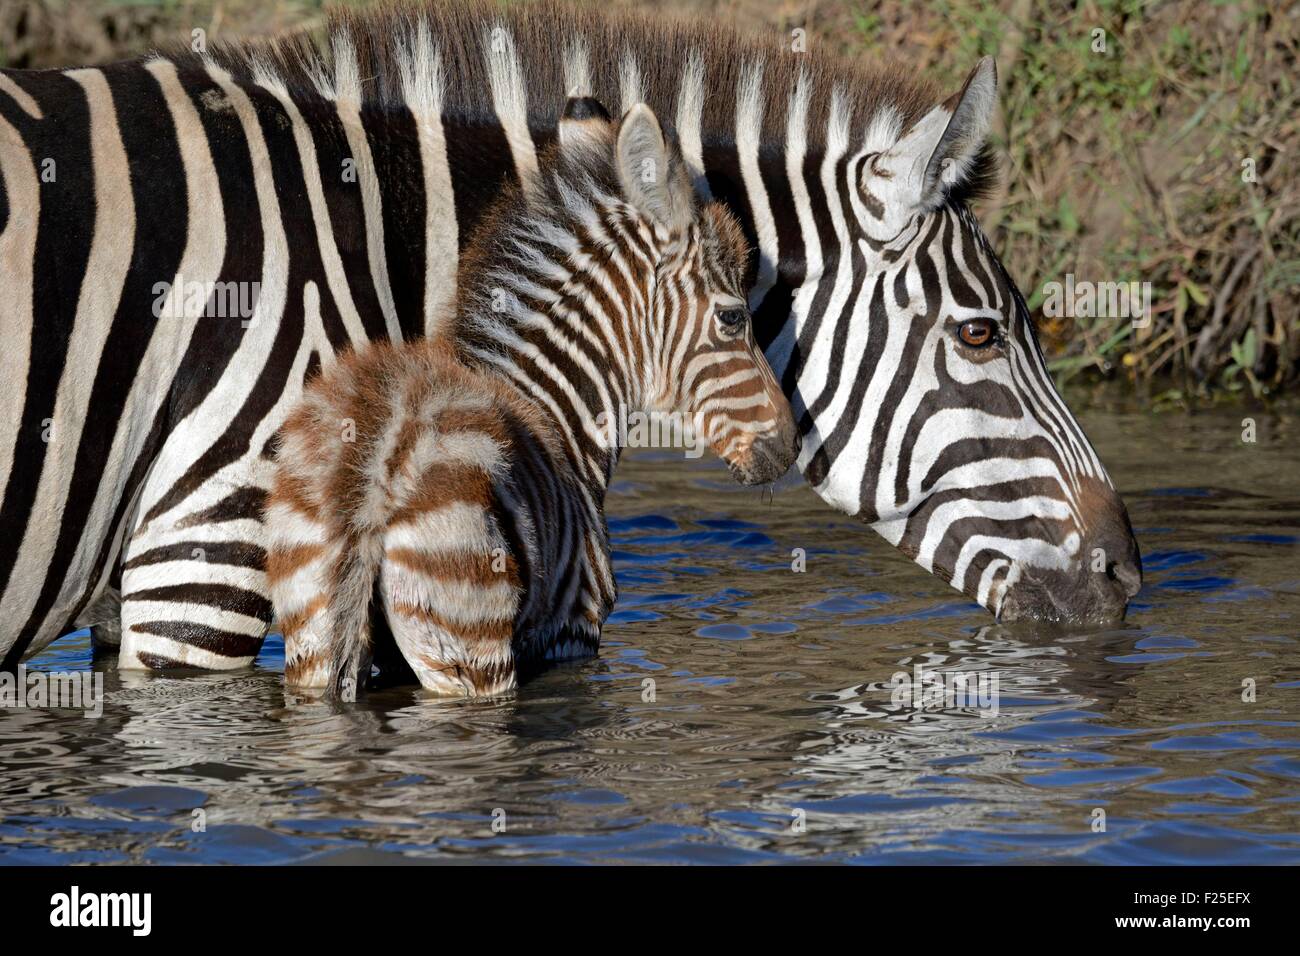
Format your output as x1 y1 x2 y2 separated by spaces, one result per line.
3 0 1296 404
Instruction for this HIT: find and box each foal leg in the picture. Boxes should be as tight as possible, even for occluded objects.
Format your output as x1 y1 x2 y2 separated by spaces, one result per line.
264 491 343 690
378 519 519 698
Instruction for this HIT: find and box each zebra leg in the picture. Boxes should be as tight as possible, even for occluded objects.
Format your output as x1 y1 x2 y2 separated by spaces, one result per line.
378 530 520 698
75 587 122 650
264 493 344 690
116 490 273 672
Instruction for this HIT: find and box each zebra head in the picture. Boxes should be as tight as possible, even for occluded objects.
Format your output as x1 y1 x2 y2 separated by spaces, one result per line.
793 59 1141 624
589 101 801 486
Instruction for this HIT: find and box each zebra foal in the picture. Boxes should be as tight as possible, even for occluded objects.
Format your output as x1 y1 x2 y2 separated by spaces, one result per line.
264 97 799 696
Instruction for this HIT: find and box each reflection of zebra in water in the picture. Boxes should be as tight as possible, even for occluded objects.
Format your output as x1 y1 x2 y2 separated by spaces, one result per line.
0 1 1141 674
266 97 798 696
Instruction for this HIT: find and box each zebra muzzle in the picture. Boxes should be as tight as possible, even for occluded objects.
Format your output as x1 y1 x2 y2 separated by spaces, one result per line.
730 426 801 486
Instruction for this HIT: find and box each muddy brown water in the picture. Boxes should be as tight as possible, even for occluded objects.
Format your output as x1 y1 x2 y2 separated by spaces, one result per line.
2 403 1297 863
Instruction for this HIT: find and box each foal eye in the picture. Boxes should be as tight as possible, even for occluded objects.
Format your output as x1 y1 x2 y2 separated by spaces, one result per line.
957 318 998 349
716 307 748 330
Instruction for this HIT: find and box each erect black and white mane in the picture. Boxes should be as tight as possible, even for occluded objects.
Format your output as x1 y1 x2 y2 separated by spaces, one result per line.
176 0 997 261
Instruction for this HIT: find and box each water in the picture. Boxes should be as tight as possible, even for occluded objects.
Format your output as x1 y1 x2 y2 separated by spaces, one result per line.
2 404 1298 864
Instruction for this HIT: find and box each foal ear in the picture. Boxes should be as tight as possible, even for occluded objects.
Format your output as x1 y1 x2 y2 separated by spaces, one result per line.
873 57 998 213
558 95 613 159
616 104 692 233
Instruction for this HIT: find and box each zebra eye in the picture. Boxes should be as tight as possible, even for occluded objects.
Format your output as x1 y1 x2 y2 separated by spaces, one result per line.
957 318 998 349
716 307 748 331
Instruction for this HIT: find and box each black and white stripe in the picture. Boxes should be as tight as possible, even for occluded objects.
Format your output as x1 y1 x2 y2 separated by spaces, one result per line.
268 98 796 696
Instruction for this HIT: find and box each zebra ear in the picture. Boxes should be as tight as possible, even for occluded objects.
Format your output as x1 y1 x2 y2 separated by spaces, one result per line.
615 104 692 233
559 95 613 159
885 57 997 212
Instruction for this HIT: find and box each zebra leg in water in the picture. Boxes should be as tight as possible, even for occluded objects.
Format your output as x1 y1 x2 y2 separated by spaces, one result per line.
116 455 276 671
114 264 332 671
263 486 350 691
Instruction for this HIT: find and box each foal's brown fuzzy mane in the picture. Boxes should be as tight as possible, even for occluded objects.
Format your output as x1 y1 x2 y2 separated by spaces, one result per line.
448 123 747 363
179 0 949 152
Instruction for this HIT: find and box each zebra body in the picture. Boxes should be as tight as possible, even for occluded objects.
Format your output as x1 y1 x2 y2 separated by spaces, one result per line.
267 100 794 695
0 1 1140 672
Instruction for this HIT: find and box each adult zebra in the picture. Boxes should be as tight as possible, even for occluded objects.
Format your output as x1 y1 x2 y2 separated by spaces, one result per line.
0 1 1141 672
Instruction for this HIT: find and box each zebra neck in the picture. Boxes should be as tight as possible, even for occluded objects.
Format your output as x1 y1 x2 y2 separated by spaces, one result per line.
456 310 634 498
